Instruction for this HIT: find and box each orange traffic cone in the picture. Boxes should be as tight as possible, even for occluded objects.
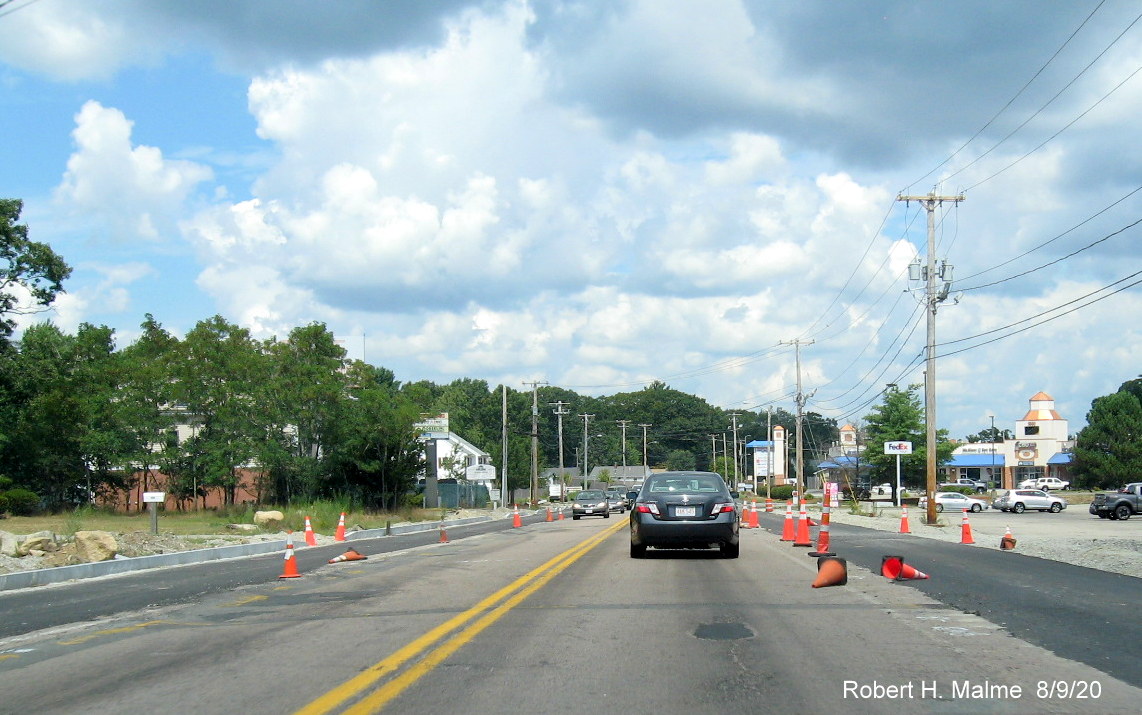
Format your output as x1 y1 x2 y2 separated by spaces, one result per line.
739 504 751 528
1000 526 1017 550
546 506 553 522
334 512 347 542
279 533 302 579
793 503 813 547
747 501 760 529
809 493 834 557
960 509 975 545
304 516 317 546
558 508 565 521
328 548 367 564
512 505 522 528
899 506 911 534
881 555 930 581
779 501 795 541
439 523 449 543
764 498 774 513
812 556 847 588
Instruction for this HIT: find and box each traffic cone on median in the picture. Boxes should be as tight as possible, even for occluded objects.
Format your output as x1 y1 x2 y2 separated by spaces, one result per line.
793 503 813 547
960 508 975 545
748 501 760 529
279 532 301 579
328 548 367 564
899 505 911 534
439 522 449 543
546 506 554 522
303 516 318 546
881 555 929 581
809 491 834 557
334 512 347 542
558 507 565 521
812 556 847 588
512 504 522 528
765 498 774 513
1000 526 1017 550
780 501 795 541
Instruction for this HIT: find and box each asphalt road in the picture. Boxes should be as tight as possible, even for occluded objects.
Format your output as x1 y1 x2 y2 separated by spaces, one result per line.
1 514 1138 714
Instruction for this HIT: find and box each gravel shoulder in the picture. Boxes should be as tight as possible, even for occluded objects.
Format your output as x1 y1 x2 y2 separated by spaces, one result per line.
819 501 1141 578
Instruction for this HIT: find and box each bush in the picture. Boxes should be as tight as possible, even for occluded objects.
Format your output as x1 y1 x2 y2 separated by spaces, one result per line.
769 485 796 501
2 488 40 516
0 492 8 514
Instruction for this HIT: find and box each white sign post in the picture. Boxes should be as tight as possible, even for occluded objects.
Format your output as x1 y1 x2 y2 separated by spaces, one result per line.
143 491 165 534
883 442 913 507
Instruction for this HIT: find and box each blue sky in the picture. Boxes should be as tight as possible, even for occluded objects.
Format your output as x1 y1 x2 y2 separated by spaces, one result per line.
2 0 1141 440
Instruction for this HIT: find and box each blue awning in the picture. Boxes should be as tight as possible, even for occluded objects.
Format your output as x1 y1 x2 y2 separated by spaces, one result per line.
1047 452 1073 465
947 454 1006 467
745 440 773 448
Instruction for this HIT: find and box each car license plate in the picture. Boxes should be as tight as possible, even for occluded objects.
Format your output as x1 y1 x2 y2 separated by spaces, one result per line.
676 506 696 517
585 509 594 514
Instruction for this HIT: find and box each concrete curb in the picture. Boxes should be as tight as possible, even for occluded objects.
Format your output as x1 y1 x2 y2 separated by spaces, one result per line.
0 515 496 592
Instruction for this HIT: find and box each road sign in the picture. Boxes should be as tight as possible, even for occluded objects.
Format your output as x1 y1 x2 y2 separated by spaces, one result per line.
884 441 913 455
142 492 166 503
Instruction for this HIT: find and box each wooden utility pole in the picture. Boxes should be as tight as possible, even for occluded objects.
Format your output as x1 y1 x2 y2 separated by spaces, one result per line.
550 400 570 501
779 339 814 502
524 380 547 505
579 413 595 489
616 419 631 476
728 413 741 490
898 191 964 525
639 423 652 472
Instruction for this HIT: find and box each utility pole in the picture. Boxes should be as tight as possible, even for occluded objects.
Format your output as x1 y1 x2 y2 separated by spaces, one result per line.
550 400 570 501
766 408 773 501
524 380 547 505
639 423 652 473
709 434 718 471
728 413 740 490
899 190 964 525
501 384 508 507
616 419 631 477
579 413 595 489
780 339 815 502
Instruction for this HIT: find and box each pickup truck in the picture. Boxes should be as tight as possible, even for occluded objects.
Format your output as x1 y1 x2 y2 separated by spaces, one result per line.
1088 483 1142 520
939 478 987 493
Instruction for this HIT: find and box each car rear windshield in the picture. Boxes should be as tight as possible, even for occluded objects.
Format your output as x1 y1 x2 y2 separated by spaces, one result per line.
647 477 724 493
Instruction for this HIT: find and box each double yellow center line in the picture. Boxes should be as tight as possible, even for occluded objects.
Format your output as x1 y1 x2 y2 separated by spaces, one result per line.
295 518 626 715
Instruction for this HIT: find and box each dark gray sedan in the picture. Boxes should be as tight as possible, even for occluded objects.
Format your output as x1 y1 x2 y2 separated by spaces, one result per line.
629 471 739 558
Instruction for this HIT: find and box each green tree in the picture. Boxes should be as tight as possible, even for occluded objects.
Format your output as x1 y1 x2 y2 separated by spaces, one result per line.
665 449 696 471
118 315 181 503
862 384 955 496
1 199 71 339
1071 390 1142 490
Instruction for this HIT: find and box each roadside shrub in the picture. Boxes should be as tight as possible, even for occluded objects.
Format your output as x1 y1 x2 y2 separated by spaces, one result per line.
0 492 8 514
769 485 795 501
2 488 40 516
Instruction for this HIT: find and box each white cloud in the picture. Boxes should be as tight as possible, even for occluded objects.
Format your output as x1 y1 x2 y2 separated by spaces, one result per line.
54 101 213 241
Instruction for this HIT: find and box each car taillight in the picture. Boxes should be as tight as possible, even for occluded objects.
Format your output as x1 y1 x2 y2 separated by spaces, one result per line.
636 503 660 515
712 502 735 514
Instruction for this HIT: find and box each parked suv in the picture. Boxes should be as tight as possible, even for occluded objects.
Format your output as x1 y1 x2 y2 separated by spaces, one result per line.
992 489 1067 513
1018 477 1070 490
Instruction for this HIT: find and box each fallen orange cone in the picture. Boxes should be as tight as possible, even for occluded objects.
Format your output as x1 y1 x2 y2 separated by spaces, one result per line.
1000 526 1017 550
328 548 367 564
812 556 848 588
279 532 302 579
881 555 929 581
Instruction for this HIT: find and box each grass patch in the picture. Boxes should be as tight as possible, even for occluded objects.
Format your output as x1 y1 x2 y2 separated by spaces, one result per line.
1 501 472 536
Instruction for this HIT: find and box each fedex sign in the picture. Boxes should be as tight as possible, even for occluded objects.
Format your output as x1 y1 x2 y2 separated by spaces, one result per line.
884 441 913 455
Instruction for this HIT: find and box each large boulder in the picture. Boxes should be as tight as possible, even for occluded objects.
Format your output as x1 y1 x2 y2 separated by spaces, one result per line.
16 530 58 556
0 529 19 557
253 510 284 527
73 530 118 562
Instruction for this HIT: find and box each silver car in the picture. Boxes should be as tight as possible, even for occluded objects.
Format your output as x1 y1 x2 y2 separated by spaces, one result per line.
605 490 627 513
572 490 611 520
918 491 989 513
992 489 1067 514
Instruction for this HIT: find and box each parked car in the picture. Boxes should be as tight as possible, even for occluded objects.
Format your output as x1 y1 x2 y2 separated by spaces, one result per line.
605 489 627 513
572 490 611 520
629 471 740 558
1088 482 1142 520
992 489 1067 513
1018 477 1070 490
939 478 988 493
917 491 989 513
